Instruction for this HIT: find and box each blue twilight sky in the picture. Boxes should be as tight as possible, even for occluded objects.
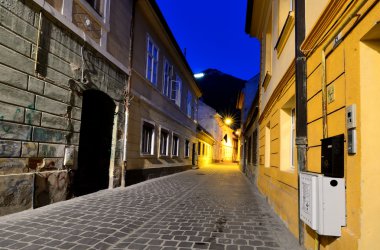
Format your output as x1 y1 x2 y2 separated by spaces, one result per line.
155 0 261 81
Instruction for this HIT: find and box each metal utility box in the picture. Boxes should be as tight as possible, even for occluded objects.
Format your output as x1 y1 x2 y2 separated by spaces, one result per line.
300 172 346 236
321 134 344 178
300 173 318 230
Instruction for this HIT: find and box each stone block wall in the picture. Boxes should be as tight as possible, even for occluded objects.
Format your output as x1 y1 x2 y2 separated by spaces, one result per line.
0 0 127 216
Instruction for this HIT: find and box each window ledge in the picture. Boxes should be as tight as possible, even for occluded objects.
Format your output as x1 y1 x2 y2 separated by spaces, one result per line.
262 71 272 91
275 11 295 58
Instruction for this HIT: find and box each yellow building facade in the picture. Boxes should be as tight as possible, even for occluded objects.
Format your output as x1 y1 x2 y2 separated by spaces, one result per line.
247 0 380 249
246 0 299 239
302 1 380 249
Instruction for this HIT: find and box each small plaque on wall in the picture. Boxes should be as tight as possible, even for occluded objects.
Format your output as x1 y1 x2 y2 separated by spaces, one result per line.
327 84 335 104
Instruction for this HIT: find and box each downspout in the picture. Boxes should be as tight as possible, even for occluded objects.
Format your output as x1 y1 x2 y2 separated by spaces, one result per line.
295 0 307 246
122 0 137 187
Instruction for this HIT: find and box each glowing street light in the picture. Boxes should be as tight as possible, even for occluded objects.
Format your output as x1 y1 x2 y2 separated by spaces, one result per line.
224 117 233 126
194 73 205 79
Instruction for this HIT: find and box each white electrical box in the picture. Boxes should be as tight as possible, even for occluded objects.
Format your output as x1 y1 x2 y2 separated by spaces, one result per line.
300 173 318 230
300 172 346 236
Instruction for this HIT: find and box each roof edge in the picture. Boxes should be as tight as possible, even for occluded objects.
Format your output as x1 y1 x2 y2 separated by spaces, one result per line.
148 0 202 97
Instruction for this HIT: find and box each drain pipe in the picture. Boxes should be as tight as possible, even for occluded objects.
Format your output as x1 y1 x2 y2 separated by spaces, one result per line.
295 0 307 246
122 0 137 187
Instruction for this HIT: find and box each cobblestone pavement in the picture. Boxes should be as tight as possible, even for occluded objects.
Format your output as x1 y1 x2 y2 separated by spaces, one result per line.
0 163 303 250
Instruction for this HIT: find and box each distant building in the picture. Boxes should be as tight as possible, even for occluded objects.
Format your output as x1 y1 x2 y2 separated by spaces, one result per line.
237 74 259 184
198 101 239 165
125 0 202 184
196 69 245 130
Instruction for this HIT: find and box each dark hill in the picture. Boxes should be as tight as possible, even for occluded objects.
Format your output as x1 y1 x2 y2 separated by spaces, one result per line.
196 69 246 129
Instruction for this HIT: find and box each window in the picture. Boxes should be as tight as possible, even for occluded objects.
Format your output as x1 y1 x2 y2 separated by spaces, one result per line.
247 136 252 163
252 130 258 165
163 60 173 97
172 134 179 157
194 99 198 122
146 36 159 85
185 140 190 158
141 121 155 155
265 123 271 168
160 128 169 156
275 0 295 57
85 0 104 15
171 74 182 107
262 5 272 90
278 0 294 30
291 108 296 168
202 143 205 155
186 90 193 118
198 141 201 155
280 97 296 171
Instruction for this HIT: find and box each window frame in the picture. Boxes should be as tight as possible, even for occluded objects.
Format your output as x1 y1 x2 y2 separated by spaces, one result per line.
290 108 296 169
186 90 193 118
170 73 182 107
264 123 271 168
145 35 159 85
84 0 104 16
184 139 190 158
159 127 170 157
279 97 296 172
252 130 258 165
163 58 173 97
141 120 155 155
171 133 180 157
247 136 252 164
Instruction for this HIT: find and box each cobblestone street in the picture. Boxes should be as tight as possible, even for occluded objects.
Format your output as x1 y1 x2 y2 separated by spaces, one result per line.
0 164 302 250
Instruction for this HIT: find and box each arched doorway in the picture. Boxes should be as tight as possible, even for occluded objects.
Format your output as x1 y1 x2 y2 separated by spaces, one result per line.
74 90 116 196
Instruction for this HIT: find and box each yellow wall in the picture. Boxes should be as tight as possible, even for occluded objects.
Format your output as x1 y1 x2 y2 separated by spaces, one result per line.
198 140 213 167
256 0 300 241
249 1 380 249
258 77 299 237
304 2 380 249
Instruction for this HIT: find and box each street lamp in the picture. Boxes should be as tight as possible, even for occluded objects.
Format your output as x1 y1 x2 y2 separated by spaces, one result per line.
194 73 205 79
224 117 233 126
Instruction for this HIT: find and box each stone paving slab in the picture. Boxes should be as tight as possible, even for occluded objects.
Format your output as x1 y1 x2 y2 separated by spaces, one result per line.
0 164 303 250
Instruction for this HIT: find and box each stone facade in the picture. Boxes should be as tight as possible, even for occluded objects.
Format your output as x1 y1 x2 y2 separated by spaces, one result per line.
0 0 128 216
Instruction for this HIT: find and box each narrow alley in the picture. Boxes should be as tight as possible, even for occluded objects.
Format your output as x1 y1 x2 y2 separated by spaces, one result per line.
0 164 301 250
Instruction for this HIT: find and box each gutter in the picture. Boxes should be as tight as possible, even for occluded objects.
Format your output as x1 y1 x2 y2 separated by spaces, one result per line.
122 0 137 187
295 0 307 246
